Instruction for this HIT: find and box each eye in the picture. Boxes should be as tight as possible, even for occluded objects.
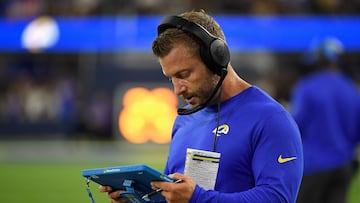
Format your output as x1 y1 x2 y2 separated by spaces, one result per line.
177 70 190 80
167 70 191 84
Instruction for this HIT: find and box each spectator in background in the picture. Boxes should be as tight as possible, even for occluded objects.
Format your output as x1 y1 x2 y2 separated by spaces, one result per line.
290 37 360 203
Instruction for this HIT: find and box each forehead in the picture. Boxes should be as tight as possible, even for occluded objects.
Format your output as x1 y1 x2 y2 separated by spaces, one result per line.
159 43 198 76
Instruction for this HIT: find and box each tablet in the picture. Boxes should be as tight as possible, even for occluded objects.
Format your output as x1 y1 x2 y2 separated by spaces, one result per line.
82 164 174 202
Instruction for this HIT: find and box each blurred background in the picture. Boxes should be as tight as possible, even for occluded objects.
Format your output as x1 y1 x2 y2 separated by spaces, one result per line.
0 0 359 202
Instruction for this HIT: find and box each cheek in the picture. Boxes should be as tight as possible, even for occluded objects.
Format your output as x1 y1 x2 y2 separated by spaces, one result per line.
205 74 219 89
188 67 217 95
194 76 217 97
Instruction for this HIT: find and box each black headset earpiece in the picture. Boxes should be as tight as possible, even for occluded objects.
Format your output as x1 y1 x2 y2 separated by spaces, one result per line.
157 15 230 75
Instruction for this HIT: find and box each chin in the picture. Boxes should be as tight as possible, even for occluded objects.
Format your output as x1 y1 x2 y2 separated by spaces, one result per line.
188 104 196 108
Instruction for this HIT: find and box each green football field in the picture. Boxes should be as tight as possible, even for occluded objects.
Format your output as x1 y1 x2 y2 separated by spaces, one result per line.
0 140 359 203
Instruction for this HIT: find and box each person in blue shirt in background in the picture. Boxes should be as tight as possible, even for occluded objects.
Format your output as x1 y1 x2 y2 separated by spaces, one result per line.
290 37 360 203
100 10 303 203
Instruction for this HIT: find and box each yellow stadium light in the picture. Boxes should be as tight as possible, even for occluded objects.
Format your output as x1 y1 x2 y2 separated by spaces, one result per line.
118 87 177 144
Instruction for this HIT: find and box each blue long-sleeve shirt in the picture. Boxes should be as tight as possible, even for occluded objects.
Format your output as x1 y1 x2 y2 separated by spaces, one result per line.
164 86 303 203
291 70 360 174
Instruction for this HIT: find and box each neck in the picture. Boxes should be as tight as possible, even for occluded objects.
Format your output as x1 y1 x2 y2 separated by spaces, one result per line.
218 65 251 102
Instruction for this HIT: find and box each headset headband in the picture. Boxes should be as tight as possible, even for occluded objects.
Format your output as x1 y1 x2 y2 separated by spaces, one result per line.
157 15 230 75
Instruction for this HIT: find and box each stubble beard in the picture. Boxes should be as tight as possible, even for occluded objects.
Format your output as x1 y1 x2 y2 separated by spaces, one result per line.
195 74 221 107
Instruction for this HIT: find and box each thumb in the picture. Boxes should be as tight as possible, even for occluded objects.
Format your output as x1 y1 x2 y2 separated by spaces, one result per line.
169 173 187 182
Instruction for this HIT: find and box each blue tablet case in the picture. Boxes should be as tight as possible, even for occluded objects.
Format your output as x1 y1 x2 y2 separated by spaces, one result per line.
82 164 173 202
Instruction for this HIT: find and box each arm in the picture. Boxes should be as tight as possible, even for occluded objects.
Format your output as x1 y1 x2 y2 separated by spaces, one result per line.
155 111 303 203
192 114 302 203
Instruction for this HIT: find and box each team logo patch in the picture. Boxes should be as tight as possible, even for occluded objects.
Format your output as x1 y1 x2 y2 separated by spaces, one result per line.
212 124 229 137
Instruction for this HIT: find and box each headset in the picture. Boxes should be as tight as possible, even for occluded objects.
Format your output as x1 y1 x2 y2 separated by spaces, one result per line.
157 15 230 76
157 15 230 115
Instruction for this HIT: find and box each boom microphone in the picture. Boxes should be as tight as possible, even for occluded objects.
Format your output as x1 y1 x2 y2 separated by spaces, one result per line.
177 68 227 115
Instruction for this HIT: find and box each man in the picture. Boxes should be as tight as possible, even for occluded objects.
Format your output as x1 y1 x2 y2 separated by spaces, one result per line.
100 10 303 203
291 37 360 203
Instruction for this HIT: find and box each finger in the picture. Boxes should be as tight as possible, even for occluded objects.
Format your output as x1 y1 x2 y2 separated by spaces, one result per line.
151 180 165 189
99 185 112 192
108 191 129 203
151 180 177 191
108 191 124 200
169 173 185 180
108 193 128 203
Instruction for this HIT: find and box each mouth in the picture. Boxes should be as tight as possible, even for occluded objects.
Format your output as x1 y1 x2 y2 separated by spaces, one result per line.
184 96 196 106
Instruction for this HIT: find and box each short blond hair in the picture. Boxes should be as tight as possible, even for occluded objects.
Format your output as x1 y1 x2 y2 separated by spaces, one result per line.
152 10 225 58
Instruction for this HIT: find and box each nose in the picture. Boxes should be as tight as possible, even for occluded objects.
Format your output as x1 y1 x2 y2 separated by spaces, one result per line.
172 78 186 96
